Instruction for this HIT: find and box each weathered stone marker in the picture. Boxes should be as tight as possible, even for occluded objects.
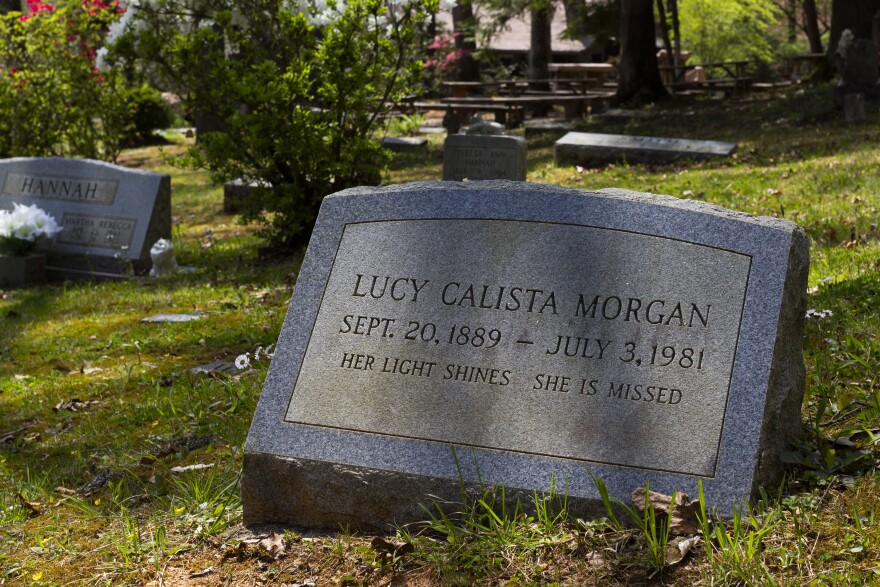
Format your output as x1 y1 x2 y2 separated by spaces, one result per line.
223 178 266 214
0 158 170 279
554 132 737 167
243 181 808 530
442 134 527 181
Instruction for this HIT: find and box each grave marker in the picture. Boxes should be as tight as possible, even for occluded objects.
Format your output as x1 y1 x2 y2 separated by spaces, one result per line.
442 134 527 181
224 178 266 214
243 181 808 530
0 157 170 280
554 132 737 167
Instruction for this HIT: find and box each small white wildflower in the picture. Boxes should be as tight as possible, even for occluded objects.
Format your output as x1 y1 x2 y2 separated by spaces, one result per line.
818 277 831 284
806 308 833 319
234 353 251 370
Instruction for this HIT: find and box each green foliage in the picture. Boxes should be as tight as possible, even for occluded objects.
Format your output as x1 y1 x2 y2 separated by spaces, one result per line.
593 475 674 576
0 0 129 160
114 0 432 251
418 471 576 584
678 0 782 65
124 84 174 145
696 481 781 586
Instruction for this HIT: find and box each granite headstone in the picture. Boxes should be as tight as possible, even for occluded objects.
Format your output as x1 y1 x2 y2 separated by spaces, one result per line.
442 134 527 181
835 37 880 105
224 178 267 214
243 181 808 530
0 157 170 279
554 132 737 167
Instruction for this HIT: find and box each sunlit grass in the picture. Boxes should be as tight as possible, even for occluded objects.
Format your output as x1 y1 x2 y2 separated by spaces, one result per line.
1 85 879 585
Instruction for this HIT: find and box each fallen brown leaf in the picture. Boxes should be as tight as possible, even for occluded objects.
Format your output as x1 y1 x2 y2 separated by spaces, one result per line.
371 536 414 558
53 399 100 413
16 493 41 518
631 487 702 536
258 532 289 560
665 535 701 565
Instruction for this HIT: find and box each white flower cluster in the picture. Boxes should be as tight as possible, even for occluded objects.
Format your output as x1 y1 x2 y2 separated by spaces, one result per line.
0 203 62 243
805 308 833 319
302 0 440 28
235 344 276 370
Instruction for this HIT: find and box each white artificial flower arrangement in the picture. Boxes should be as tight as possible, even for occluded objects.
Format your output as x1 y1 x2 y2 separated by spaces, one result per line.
0 203 62 256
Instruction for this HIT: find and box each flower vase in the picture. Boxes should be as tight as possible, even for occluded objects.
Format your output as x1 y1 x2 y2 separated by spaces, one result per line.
0 252 47 288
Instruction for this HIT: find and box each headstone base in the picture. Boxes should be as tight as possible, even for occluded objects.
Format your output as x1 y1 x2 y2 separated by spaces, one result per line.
242 452 607 531
45 252 142 282
0 253 46 288
834 85 880 108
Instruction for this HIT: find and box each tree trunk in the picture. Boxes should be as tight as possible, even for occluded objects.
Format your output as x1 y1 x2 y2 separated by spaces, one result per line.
529 1 553 116
452 0 481 82
803 0 823 53
829 0 880 54
561 0 590 43
656 0 673 60
668 0 682 78
529 1 553 83
787 0 797 43
617 0 667 105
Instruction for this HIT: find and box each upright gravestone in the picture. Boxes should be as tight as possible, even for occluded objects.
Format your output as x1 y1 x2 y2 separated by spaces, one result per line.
836 37 880 105
0 158 171 280
555 132 737 167
243 181 808 530
223 178 266 214
443 134 527 181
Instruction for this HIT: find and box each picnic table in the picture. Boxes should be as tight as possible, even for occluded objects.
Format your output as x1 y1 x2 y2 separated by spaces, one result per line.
440 92 612 120
788 52 826 81
662 60 753 94
441 81 487 99
548 63 616 84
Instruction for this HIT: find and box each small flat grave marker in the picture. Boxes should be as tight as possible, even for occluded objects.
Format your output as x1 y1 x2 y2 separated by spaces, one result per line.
380 137 428 152
554 132 737 167
0 157 170 280
442 134 527 181
190 360 238 375
140 313 203 323
243 180 808 530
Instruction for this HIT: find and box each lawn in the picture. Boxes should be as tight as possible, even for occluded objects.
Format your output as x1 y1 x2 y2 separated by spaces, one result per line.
1 84 879 586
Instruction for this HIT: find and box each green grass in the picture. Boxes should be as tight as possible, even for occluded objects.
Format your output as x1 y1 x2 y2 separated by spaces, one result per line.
2 84 880 585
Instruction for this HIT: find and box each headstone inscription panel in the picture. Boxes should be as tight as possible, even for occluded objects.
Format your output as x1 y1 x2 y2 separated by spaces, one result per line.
554 132 737 167
442 134 527 181
243 181 808 530
0 157 171 279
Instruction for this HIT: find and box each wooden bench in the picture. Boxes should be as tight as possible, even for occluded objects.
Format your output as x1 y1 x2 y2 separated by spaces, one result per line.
404 101 526 129
663 60 753 94
440 93 612 120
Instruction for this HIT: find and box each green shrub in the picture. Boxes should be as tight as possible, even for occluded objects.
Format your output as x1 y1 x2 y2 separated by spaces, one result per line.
125 84 174 145
0 0 129 160
113 0 434 251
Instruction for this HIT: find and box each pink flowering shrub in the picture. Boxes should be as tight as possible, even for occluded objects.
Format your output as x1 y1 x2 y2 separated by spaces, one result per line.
0 0 128 159
422 31 470 92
